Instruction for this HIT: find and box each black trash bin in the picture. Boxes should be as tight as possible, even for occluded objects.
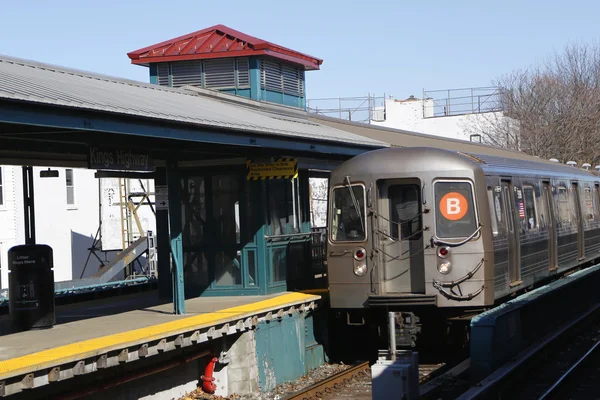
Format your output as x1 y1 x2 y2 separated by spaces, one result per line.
8 244 55 331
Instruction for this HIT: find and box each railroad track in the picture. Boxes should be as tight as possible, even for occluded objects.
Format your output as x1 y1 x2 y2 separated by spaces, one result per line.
282 361 371 400
537 338 600 399
456 304 600 399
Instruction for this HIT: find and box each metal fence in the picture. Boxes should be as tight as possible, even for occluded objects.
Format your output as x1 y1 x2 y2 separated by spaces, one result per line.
423 87 503 118
306 94 386 124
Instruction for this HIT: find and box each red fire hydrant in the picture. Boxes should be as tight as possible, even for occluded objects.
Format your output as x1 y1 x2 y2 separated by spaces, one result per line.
201 357 219 394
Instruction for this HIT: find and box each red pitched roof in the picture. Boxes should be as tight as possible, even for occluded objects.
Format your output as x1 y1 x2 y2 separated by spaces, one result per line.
127 24 323 70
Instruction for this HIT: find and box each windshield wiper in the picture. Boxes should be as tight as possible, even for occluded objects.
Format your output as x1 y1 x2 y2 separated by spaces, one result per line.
345 176 365 234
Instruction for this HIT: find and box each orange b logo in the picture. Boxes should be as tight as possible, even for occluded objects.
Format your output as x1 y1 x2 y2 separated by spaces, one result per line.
440 192 468 221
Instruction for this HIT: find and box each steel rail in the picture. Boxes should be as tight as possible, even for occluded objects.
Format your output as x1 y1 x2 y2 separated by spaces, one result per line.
537 339 600 400
456 303 600 399
283 361 370 400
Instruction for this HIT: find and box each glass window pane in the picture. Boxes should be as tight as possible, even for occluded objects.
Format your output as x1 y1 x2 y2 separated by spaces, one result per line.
182 177 206 246
330 185 366 242
435 181 477 239
247 249 256 287
523 186 538 230
584 188 594 221
271 247 287 283
66 169 74 205
389 184 421 240
67 187 74 205
309 177 328 228
487 188 499 235
212 175 240 244
215 250 242 286
557 187 570 223
184 251 209 288
268 179 298 235
66 169 73 186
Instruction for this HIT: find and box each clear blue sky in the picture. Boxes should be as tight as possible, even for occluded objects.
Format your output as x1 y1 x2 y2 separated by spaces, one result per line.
1 0 598 101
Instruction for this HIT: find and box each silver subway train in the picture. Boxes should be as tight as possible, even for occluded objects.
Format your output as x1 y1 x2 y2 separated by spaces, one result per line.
327 146 600 350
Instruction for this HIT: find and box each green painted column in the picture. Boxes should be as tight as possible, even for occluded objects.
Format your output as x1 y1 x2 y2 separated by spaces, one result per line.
167 158 185 314
149 64 158 85
249 56 261 102
155 167 173 301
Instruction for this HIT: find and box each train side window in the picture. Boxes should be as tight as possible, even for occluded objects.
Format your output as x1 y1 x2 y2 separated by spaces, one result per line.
557 186 570 223
487 187 499 236
522 185 538 230
584 187 594 221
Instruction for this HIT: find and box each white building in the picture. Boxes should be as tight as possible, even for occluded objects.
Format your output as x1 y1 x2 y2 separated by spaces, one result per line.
370 88 506 142
0 165 156 291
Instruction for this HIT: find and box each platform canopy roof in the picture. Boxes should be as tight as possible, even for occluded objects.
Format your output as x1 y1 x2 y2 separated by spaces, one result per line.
0 55 384 160
127 24 323 70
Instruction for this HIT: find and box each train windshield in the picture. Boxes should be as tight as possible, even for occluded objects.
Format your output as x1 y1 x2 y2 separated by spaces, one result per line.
434 181 478 239
331 184 366 242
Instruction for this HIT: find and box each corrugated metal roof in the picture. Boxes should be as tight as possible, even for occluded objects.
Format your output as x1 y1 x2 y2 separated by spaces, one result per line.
0 55 384 149
127 24 323 70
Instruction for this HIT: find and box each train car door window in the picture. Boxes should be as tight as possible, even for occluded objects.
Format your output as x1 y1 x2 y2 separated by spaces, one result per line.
487 187 499 236
583 187 594 222
522 185 538 231
571 182 584 259
543 181 558 270
389 184 421 240
501 180 521 284
557 186 570 223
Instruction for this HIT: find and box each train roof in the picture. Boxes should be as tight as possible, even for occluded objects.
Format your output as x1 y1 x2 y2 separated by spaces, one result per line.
330 147 599 182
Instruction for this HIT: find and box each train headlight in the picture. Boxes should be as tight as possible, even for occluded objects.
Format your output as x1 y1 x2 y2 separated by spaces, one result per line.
354 263 367 276
438 261 452 275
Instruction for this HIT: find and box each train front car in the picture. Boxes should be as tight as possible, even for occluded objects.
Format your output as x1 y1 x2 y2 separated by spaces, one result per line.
327 147 495 356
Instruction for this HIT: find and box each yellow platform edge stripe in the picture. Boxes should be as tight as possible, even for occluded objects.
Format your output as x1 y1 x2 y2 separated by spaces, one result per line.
0 292 320 379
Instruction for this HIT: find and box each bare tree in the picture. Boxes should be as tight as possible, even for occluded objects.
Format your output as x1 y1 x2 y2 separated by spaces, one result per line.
464 42 600 165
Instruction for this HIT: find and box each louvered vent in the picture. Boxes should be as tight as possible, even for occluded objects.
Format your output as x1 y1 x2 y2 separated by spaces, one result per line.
157 63 169 86
261 60 282 92
237 58 250 88
261 59 304 96
282 65 303 96
204 58 236 88
171 61 202 87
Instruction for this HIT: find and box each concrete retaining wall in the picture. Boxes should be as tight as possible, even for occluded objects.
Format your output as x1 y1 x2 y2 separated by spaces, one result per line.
470 264 600 381
254 310 324 392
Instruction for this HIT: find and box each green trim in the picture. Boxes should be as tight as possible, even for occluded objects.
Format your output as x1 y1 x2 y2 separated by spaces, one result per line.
167 158 185 314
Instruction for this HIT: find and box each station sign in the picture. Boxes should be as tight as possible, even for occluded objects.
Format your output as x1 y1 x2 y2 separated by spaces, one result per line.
246 157 298 180
88 146 153 172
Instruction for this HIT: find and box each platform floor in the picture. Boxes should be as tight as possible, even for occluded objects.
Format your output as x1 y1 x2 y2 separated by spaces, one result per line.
0 290 320 385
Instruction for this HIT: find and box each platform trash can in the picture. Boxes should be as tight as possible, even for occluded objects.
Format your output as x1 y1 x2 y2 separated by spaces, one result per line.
8 244 55 331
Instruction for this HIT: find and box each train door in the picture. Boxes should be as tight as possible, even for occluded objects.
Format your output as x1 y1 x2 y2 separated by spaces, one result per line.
543 181 558 270
377 179 425 294
571 182 585 260
501 180 521 284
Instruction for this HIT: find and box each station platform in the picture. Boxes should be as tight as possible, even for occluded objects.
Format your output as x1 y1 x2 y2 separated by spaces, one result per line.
0 291 321 397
